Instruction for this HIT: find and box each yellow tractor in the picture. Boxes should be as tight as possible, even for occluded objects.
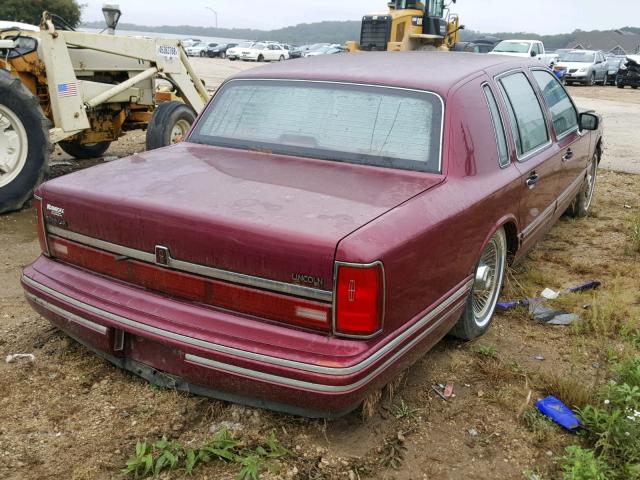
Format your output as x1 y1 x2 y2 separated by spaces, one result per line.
348 0 464 52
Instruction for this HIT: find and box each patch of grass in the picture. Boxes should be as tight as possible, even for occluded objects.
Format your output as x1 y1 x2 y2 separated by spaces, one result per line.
392 400 418 420
558 357 640 480
537 372 597 411
559 445 615 480
122 428 290 479
521 407 556 444
476 345 498 359
630 213 640 253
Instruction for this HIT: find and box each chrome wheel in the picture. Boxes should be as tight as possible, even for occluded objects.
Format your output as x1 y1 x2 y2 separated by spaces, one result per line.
0 104 28 189
170 119 191 144
583 155 598 211
471 230 507 327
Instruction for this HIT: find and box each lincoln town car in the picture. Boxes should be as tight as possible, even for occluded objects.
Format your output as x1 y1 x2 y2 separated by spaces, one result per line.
22 52 603 417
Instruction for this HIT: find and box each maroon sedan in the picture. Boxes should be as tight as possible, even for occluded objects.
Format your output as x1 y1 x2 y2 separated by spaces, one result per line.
22 52 602 417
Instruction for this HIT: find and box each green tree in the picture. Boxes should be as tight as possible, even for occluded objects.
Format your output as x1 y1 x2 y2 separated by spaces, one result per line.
0 0 83 29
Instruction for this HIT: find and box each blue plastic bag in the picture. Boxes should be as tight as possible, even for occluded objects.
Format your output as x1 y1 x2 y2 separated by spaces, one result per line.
536 396 581 431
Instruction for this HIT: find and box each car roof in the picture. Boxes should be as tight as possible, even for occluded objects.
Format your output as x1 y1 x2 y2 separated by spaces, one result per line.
232 51 539 97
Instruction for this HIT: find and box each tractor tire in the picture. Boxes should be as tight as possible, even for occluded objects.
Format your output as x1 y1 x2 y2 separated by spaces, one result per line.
58 140 111 159
0 70 51 214
145 101 197 151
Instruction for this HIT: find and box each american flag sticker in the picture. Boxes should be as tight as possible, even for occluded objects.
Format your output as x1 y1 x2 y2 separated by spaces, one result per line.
57 82 78 98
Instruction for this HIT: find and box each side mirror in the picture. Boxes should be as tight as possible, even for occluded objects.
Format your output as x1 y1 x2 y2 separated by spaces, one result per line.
579 112 599 131
530 50 537 57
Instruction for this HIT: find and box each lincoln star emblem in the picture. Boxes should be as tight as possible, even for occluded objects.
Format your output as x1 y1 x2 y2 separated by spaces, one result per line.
155 245 170 266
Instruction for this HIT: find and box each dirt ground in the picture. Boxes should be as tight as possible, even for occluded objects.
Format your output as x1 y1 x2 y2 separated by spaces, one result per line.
1 57 639 480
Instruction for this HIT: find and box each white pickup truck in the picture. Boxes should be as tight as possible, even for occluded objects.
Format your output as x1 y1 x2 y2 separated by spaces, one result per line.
488 40 559 68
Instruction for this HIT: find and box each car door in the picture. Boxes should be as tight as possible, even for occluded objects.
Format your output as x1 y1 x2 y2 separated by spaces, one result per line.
265 45 276 61
496 71 561 250
530 69 588 209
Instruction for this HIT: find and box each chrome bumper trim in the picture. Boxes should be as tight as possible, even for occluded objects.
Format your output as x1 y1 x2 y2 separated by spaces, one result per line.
22 274 471 378
46 225 332 302
25 292 108 334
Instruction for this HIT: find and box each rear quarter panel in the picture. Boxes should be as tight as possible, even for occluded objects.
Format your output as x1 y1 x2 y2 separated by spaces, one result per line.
335 74 522 335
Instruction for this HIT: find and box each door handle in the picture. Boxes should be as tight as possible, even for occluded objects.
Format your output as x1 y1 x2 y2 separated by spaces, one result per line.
562 148 574 162
526 172 539 188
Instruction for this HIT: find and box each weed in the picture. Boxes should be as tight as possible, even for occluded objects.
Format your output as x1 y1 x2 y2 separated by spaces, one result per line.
476 345 498 358
521 407 556 444
630 213 640 253
392 400 418 420
559 446 615 480
537 372 597 410
558 358 640 479
123 428 290 479
379 432 407 470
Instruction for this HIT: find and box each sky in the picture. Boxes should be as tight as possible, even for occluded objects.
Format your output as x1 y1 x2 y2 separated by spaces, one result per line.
83 1 640 34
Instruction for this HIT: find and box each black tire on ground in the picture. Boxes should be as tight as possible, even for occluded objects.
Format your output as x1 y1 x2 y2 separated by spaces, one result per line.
220 51 226 59
450 228 507 341
207 50 215 58
257 55 264 62
0 70 51 214
588 72 596 86
58 140 111 159
279 55 285 61
633 86 639 90
229 57 236 61
618 83 625 89
145 101 197 151
569 153 598 218
199 51 206 57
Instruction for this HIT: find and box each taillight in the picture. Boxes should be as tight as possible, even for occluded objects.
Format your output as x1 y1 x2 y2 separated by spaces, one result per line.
334 262 385 337
33 195 50 256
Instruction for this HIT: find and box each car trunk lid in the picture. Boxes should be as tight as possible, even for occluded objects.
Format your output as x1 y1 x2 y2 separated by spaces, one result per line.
41 142 443 295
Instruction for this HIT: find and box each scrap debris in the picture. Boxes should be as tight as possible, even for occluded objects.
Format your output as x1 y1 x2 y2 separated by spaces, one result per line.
497 281 601 311
536 396 581 431
5 353 35 364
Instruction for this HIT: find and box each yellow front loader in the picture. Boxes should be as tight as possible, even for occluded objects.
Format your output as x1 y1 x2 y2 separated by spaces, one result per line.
348 0 464 52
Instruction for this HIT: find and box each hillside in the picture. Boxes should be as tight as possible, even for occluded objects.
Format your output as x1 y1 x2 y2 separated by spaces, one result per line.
80 20 362 44
81 19 640 51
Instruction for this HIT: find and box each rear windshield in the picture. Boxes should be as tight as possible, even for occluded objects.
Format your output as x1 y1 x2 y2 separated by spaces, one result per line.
190 80 443 173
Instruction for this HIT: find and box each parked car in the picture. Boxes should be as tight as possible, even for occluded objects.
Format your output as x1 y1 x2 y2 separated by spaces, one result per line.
555 50 608 86
605 55 626 85
181 38 202 48
185 42 218 57
23 53 602 418
239 42 289 62
489 40 558 67
304 45 346 57
206 43 237 59
227 41 254 61
616 55 640 89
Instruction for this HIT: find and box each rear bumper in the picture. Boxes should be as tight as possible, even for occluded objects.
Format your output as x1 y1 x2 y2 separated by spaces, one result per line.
21 256 469 417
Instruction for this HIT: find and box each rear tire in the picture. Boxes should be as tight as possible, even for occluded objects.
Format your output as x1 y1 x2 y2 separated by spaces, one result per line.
569 153 598 218
257 55 264 62
588 72 595 86
0 70 51 214
145 101 197 151
450 228 507 340
279 55 285 62
58 140 111 159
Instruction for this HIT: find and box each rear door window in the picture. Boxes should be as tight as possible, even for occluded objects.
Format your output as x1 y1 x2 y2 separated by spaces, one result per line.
532 70 578 137
482 84 510 167
498 72 550 158
190 80 444 173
